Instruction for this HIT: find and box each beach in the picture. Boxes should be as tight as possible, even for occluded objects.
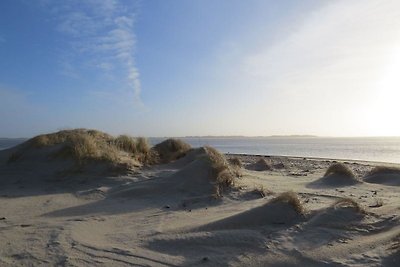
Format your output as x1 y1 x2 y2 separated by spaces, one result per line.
0 134 399 266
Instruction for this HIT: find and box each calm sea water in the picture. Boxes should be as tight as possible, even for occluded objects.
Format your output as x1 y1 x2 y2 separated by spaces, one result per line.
0 138 27 150
150 137 400 164
1 137 400 164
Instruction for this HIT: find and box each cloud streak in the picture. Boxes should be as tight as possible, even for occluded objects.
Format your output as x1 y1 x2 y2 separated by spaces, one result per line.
49 0 142 105
209 0 400 136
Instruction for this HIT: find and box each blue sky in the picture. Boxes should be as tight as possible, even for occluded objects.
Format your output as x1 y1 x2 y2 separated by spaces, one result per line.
1 0 400 137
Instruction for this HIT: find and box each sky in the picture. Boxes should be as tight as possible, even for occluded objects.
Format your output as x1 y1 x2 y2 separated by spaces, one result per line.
1 0 400 138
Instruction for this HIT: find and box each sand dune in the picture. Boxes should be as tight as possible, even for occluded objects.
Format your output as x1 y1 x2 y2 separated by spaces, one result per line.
308 163 361 188
0 131 399 266
364 166 400 186
196 192 304 231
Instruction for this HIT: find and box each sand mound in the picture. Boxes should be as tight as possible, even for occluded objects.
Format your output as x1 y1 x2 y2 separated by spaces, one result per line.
308 198 366 227
310 163 360 187
1 129 151 175
152 138 191 164
165 147 208 168
364 166 400 186
229 157 243 168
246 158 272 171
111 146 238 199
200 192 304 230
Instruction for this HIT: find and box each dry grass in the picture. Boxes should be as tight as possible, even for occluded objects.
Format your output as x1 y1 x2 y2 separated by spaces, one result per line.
11 129 154 170
52 132 119 165
324 163 355 178
270 191 304 214
250 185 272 198
203 146 238 198
136 137 150 154
113 135 152 163
367 166 400 176
252 158 272 171
229 157 242 168
114 135 137 153
28 129 113 149
152 138 192 163
333 198 365 213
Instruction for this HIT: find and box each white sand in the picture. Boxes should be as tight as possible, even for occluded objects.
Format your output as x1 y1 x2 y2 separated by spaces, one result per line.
0 149 399 266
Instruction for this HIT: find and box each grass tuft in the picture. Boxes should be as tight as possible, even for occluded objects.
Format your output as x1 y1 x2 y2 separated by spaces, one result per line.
229 157 242 168
333 198 365 213
270 191 304 214
152 138 192 163
367 166 400 176
324 163 355 178
52 132 119 165
12 129 154 171
253 158 272 171
250 184 272 198
114 135 138 153
203 146 238 198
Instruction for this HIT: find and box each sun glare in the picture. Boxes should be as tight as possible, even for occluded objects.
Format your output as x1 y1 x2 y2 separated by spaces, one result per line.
371 47 400 135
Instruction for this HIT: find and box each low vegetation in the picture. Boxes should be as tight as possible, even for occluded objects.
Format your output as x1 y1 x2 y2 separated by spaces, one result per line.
250 184 272 198
333 198 365 213
52 132 119 165
270 191 304 214
367 166 400 176
249 158 272 171
229 157 242 168
203 146 239 198
8 129 154 170
28 129 113 148
324 163 356 178
113 135 153 163
152 138 192 163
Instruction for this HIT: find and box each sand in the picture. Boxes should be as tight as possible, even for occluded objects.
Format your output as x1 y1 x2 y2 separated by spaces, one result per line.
0 147 399 266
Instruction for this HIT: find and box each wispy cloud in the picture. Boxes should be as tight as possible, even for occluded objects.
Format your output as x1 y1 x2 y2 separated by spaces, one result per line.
47 0 143 105
242 0 400 91
212 0 400 136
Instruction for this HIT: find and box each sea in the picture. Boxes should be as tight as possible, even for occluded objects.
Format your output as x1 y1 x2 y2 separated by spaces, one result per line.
1 137 400 164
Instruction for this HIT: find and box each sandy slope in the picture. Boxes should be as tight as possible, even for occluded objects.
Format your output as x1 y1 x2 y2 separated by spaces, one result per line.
0 150 399 266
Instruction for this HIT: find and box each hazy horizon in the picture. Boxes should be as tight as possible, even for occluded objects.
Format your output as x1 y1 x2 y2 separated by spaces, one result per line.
1 0 400 138
3 133 400 139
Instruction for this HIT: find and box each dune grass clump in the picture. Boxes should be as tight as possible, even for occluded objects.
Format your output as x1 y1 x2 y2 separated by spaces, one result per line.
367 166 400 176
113 135 150 154
113 135 152 163
250 185 273 198
333 198 365 214
229 157 242 168
270 191 305 214
52 131 119 165
114 135 137 153
28 129 113 149
324 163 355 178
152 138 192 163
203 146 239 197
10 129 155 171
251 158 272 171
